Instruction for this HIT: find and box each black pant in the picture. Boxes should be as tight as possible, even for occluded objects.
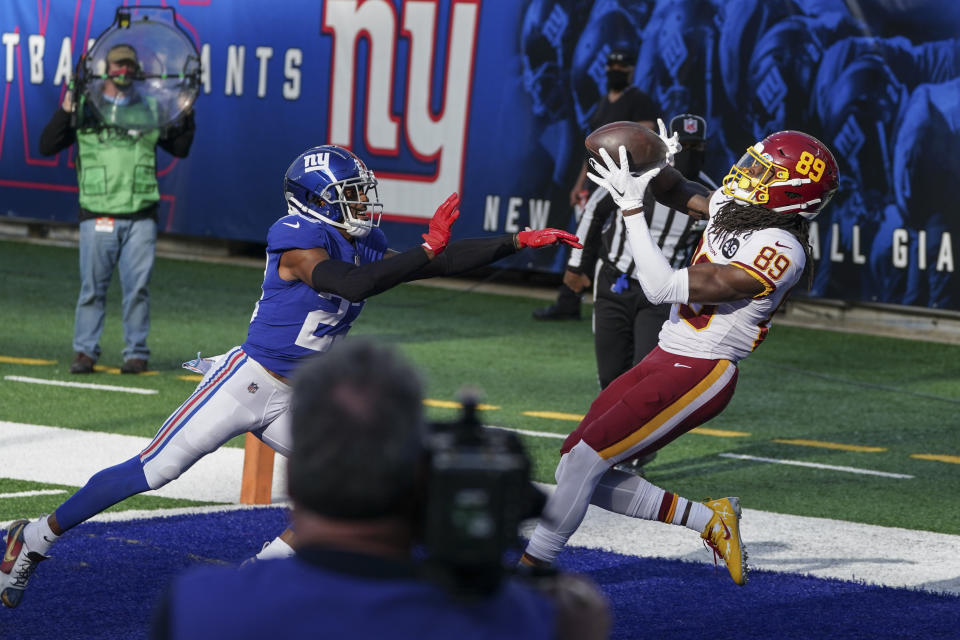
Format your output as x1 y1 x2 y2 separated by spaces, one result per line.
552 281 582 314
592 263 670 389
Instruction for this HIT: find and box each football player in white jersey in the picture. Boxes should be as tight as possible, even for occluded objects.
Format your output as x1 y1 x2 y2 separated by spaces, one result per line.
521 131 839 586
0 145 581 609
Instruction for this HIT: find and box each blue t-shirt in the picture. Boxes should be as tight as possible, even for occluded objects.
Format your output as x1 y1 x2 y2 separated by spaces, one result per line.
160 548 557 640
241 213 388 377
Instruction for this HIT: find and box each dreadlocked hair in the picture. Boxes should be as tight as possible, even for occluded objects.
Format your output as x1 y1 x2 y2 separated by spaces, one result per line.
710 200 814 289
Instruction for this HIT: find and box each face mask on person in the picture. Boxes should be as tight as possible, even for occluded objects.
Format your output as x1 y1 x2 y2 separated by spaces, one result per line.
673 146 706 179
605 69 630 91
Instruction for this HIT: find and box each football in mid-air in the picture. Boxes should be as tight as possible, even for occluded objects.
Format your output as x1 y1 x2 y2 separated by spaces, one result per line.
585 121 667 172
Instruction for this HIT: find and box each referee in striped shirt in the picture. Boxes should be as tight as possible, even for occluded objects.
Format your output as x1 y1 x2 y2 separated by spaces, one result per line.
564 114 719 390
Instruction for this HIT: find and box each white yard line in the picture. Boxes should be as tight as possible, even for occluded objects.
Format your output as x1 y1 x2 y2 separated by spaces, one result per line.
0 489 67 499
718 453 915 479
485 424 566 439
4 376 158 395
1 420 958 595
490 428 917 479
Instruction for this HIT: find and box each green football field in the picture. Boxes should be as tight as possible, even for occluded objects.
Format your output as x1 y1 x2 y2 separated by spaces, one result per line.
1 238 958 534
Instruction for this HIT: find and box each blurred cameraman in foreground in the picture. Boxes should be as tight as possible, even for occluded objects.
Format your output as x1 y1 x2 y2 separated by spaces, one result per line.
151 338 609 640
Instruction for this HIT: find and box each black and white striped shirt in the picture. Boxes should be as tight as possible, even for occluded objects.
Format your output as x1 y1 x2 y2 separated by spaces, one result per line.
567 170 719 277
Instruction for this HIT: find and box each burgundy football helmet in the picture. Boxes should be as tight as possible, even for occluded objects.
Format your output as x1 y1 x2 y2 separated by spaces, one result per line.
722 130 839 220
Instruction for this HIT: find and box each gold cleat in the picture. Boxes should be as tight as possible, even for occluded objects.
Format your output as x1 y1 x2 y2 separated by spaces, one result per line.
701 497 748 586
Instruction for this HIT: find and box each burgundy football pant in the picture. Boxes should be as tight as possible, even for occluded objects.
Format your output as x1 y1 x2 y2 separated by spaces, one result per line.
562 346 739 464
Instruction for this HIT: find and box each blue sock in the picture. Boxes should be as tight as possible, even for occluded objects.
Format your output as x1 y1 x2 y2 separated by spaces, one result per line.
55 456 150 532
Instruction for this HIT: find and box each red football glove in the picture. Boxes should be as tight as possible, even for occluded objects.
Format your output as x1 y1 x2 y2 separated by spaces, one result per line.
516 228 583 249
421 192 461 255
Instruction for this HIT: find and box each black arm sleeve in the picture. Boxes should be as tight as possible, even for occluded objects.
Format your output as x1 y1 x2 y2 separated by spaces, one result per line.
158 110 195 158
650 166 711 215
38 108 76 156
310 245 430 302
402 235 517 281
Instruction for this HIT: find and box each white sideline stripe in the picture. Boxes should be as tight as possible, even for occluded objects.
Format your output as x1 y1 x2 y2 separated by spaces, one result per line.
1 421 958 596
0 421 288 503
4 375 158 395
719 453 915 479
0 489 67 499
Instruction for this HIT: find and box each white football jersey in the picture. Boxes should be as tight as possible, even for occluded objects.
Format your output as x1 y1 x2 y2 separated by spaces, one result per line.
658 191 806 362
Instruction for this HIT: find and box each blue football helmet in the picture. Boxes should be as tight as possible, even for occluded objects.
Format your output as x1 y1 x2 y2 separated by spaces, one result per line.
283 145 383 238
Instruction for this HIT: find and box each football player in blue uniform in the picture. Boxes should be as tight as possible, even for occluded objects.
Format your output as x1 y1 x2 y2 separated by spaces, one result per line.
0 145 581 609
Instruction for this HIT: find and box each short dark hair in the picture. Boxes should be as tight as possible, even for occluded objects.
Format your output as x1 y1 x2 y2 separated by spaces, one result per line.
287 338 425 519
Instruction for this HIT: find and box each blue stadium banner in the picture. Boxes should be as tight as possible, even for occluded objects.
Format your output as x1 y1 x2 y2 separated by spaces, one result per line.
1 0 958 309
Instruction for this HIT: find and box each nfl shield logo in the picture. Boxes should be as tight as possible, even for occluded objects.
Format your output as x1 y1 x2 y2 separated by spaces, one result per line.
247 382 259 394
684 118 699 135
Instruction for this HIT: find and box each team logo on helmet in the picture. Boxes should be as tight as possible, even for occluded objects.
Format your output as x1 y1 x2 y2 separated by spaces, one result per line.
303 152 330 173
283 145 383 238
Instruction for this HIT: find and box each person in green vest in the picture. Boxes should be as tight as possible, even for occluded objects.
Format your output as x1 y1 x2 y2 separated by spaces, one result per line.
39 43 195 374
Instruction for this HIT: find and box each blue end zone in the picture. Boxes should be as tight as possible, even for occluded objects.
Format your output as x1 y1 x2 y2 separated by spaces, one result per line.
557 546 960 639
2 509 958 639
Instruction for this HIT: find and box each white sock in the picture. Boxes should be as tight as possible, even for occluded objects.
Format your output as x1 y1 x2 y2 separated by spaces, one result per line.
591 469 715 534
23 516 58 555
255 536 294 561
684 501 715 534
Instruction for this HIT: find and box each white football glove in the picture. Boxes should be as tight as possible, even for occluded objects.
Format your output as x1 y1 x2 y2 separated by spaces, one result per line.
657 118 682 166
587 145 664 211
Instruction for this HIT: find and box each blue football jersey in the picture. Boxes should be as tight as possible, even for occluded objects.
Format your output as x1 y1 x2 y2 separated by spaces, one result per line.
241 213 388 378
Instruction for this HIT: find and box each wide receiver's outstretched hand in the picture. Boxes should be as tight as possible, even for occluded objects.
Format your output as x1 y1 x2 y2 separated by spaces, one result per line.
657 117 682 166
587 145 664 212
516 227 583 249
421 192 461 255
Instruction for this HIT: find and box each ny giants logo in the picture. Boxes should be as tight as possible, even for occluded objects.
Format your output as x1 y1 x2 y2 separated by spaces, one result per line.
322 0 478 219
303 152 330 173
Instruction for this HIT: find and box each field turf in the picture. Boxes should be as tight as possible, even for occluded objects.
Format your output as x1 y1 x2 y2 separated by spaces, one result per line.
2 238 959 639
1 239 958 533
